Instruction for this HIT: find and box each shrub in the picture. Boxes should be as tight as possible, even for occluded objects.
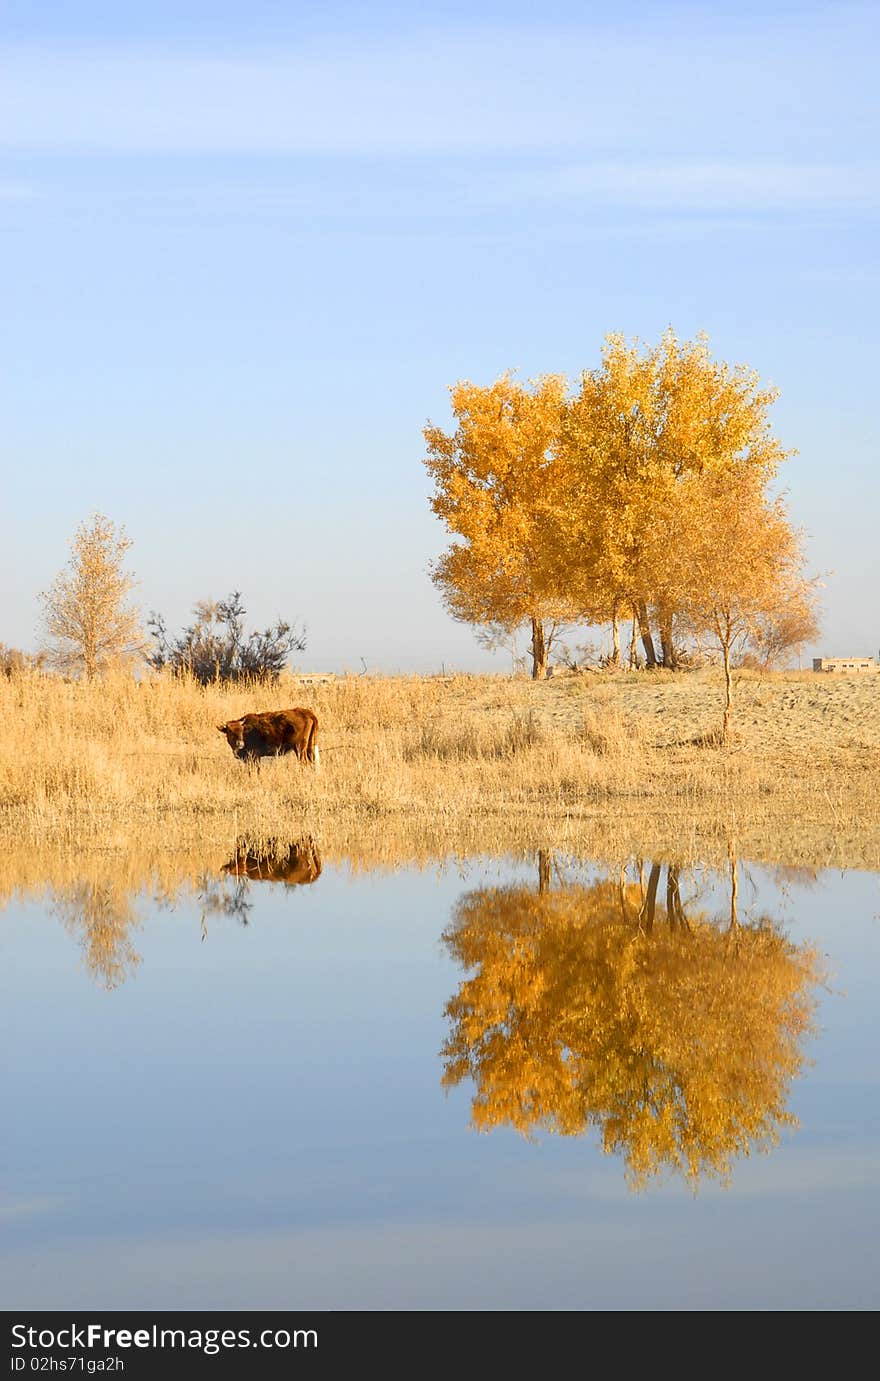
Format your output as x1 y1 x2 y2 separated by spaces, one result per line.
148 592 306 685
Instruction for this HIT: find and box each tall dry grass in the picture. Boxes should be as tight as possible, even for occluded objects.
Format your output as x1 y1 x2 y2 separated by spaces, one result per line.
0 665 878 870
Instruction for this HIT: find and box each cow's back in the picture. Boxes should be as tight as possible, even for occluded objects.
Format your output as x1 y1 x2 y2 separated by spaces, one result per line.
225 841 321 883
279 706 318 763
240 707 318 762
222 836 322 883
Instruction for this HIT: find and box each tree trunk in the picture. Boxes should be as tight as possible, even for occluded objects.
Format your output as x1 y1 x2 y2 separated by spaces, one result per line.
636 602 657 669
537 849 551 894
618 864 631 923
728 842 739 931
628 614 639 671
609 611 620 668
666 865 689 930
639 861 661 931
722 635 733 741
659 608 678 669
530 617 548 680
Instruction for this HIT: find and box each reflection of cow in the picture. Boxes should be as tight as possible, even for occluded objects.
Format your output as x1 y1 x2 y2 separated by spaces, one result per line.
217 707 319 767
221 837 322 887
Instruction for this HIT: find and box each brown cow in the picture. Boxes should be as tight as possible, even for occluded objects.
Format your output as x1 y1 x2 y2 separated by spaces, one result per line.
221 837 322 886
217 706 319 767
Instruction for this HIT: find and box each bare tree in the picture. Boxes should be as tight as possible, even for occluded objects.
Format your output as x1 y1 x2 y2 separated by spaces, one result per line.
40 513 145 680
0 644 46 676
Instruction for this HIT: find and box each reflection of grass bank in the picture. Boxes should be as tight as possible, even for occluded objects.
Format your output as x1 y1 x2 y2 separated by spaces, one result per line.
0 667 878 870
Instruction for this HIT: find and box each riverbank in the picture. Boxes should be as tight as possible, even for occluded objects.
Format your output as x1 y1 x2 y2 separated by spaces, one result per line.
1 666 878 872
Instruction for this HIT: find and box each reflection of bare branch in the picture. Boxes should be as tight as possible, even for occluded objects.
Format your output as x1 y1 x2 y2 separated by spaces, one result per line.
199 874 254 931
666 865 690 932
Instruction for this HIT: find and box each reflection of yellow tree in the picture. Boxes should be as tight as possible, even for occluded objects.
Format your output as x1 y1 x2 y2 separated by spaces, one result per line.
442 865 822 1188
52 881 141 989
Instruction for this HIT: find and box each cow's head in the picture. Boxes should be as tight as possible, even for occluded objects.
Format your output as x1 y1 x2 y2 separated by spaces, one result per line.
217 719 246 757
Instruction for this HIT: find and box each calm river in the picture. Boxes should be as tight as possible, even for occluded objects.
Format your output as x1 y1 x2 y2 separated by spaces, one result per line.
2 844 878 1310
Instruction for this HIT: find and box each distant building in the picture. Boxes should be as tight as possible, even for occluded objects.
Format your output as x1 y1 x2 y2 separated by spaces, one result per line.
812 656 879 673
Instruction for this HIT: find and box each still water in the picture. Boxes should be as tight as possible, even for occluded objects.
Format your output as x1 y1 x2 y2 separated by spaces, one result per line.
2 843 878 1310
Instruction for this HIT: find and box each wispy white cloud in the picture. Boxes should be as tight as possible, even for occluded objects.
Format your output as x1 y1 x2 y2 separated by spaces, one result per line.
489 161 880 213
0 13 876 159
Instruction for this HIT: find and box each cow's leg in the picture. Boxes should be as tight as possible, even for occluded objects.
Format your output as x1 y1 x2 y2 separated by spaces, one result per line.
306 714 319 768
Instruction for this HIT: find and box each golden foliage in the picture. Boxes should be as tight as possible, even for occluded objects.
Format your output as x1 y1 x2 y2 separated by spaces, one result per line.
426 331 816 708
441 865 823 1188
559 332 801 649
667 468 814 735
424 374 582 676
39 512 145 680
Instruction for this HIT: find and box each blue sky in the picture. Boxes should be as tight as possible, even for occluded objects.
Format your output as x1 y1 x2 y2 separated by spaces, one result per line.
2 1 878 671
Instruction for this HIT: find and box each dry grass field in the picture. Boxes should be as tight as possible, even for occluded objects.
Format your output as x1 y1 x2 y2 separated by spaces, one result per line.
0 664 878 878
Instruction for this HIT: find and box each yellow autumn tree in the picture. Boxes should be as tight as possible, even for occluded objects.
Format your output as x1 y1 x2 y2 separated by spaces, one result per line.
40 512 145 680
560 331 796 669
423 374 582 678
650 330 792 667
749 585 821 670
669 466 815 738
559 335 659 665
441 866 821 1189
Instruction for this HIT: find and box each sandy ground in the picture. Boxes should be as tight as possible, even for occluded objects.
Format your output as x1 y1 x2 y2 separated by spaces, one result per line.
438 667 880 761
